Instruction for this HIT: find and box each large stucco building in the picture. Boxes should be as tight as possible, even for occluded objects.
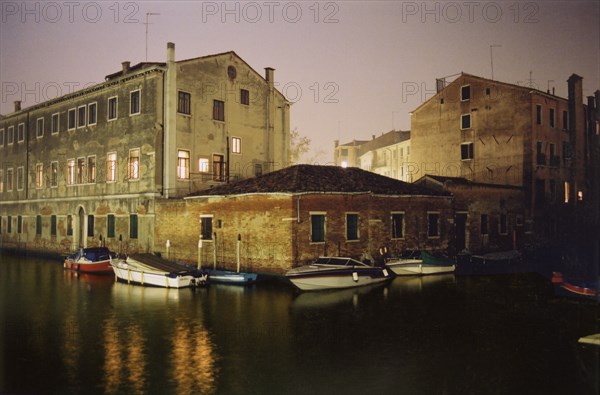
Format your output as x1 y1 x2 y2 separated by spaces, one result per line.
0 43 290 256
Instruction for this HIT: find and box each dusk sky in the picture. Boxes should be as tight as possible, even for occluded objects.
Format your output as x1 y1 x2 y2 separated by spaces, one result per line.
1 1 598 162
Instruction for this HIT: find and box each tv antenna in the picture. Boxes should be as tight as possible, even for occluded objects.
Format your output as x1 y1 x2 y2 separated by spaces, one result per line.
145 12 161 61
490 44 501 80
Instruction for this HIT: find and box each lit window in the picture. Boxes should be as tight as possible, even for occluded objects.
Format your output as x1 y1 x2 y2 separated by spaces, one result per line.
51 162 58 187
213 154 224 181
564 181 570 203
87 156 96 183
231 137 241 154
578 191 583 201
341 160 348 168
106 153 117 182
35 164 43 188
199 158 209 173
177 150 190 179
77 158 86 184
0 169 3 192
67 159 75 185
129 149 140 180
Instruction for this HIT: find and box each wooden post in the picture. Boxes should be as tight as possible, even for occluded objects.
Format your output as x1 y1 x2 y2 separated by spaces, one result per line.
213 232 217 270
197 237 203 270
236 234 241 273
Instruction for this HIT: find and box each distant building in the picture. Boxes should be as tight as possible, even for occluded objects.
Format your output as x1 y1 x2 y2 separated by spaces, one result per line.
156 165 453 272
409 72 595 239
334 130 413 182
0 43 290 256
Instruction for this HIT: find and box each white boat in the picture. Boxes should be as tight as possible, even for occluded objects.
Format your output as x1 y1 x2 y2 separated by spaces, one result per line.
111 254 206 288
386 251 456 276
285 257 392 291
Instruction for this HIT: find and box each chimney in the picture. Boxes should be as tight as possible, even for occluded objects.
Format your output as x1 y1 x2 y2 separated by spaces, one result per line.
122 61 130 74
265 67 275 88
14 100 21 112
567 74 583 132
167 42 175 63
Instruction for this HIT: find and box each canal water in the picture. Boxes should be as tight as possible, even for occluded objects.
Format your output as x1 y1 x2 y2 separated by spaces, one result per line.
0 253 598 395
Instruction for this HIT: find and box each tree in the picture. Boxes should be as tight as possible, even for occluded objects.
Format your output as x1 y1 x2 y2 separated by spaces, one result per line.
289 128 311 164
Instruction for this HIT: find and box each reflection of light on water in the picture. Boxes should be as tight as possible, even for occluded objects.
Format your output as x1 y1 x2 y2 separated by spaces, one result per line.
126 324 146 394
103 316 122 394
61 319 80 387
172 317 218 395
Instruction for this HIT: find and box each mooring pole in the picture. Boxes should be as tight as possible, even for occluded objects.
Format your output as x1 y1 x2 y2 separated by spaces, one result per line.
236 233 241 273
197 237 203 270
213 232 217 270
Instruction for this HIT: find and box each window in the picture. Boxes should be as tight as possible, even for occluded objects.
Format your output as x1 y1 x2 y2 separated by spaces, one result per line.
427 212 440 238
87 156 96 183
536 104 542 125
562 110 568 130
7 216 12 233
549 108 555 128
346 213 359 241
68 108 76 130
87 215 94 237
177 150 190 179
67 215 73 236
213 154 225 181
213 100 225 121
88 102 97 125
36 215 42 236
77 105 86 128
17 123 24 142
51 215 57 236
17 215 22 234
564 181 570 203
480 214 489 235
460 85 471 101
129 149 140 180
51 162 58 187
231 137 241 154
130 90 140 115
106 153 117 182
35 163 43 188
391 212 405 239
108 96 118 120
107 214 115 238
536 141 546 165
178 91 191 114
36 118 44 138
311 213 326 243
7 168 13 191
8 126 14 145
460 142 474 160
51 113 59 134
0 170 3 192
129 214 138 239
199 158 210 173
201 216 213 240
461 114 471 129
77 158 85 184
16 167 24 190
0 129 4 146
499 213 508 235
67 159 76 185
241 89 250 105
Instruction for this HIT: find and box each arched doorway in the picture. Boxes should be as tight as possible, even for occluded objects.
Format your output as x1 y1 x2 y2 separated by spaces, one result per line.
78 207 86 248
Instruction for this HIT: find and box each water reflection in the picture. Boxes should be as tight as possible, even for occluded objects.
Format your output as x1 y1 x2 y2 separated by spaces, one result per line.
291 283 389 309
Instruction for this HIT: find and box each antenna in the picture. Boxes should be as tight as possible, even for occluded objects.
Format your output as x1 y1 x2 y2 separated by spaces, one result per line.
490 44 501 80
145 12 161 62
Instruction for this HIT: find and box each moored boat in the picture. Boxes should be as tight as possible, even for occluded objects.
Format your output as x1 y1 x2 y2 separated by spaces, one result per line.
551 272 598 301
386 251 455 276
111 254 206 288
202 269 258 285
285 257 392 291
64 247 116 273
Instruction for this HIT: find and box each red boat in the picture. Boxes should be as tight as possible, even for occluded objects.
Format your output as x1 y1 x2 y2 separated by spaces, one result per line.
552 272 598 300
64 247 117 274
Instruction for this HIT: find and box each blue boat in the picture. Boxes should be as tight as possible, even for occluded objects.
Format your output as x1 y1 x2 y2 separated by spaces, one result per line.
202 269 258 285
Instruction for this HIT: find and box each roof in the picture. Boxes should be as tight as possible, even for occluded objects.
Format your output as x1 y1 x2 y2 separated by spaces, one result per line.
105 62 165 80
359 130 410 153
415 175 522 190
189 165 451 197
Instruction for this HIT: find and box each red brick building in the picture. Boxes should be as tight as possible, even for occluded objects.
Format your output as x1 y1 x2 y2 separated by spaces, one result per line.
154 165 453 273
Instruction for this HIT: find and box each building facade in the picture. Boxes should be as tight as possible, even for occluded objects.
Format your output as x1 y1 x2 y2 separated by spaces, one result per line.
409 73 594 238
0 43 290 256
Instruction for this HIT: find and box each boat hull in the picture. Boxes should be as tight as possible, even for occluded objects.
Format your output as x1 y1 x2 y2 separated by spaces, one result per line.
387 259 456 276
64 259 113 273
111 261 204 288
204 269 258 285
286 266 391 291
63 247 116 274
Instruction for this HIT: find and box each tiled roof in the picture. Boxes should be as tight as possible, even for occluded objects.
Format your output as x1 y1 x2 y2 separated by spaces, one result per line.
190 165 451 197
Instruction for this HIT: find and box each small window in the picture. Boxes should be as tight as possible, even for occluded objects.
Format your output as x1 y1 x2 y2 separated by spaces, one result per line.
0 169 3 192
7 215 12 233
346 213 359 241
231 137 241 154
35 163 43 188
36 118 44 138
108 97 118 120
51 162 58 187
51 215 57 236
107 214 115 238
16 167 24 190
66 159 76 185
88 102 97 125
130 90 141 115
549 108 555 128
178 91 191 115
427 212 440 238
213 154 225 182
0 129 4 146
199 158 210 173
67 215 73 236
17 123 24 142
201 216 213 240
311 214 326 243
177 150 190 179
480 214 488 235
36 215 42 236
461 114 471 130
213 100 225 121
51 113 59 134
7 126 14 145
77 158 85 184
391 212 404 239
87 215 94 237
77 105 86 128
68 108 76 130
461 142 474 160
106 153 117 182
7 168 13 191
460 85 470 101
241 89 250 105
130 214 138 239
87 156 96 183
536 104 542 125
17 215 22 234
128 148 140 180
